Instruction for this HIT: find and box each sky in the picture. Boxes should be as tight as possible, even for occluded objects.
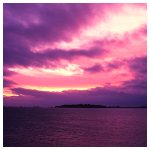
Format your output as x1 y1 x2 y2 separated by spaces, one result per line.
3 3 147 107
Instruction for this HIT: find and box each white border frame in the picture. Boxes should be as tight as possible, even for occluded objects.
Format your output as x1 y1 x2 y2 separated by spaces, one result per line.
1 0 149 150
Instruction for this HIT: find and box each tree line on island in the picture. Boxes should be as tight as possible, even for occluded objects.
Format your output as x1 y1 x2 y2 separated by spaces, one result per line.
55 104 147 108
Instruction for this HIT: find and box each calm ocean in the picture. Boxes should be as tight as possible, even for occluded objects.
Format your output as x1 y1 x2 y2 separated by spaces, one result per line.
3 107 147 147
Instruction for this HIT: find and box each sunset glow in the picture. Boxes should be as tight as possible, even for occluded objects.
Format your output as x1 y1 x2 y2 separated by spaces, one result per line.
3 3 147 107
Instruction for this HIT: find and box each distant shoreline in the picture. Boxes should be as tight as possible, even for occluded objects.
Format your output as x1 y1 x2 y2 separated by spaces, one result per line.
3 104 147 109
55 104 147 108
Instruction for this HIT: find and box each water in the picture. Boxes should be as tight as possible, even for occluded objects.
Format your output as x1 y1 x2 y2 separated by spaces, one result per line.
3 108 147 147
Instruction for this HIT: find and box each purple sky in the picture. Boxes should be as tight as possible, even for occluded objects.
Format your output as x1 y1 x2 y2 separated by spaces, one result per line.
3 3 147 107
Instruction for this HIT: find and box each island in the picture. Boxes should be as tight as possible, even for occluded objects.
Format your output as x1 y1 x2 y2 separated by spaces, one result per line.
55 104 147 108
55 104 107 108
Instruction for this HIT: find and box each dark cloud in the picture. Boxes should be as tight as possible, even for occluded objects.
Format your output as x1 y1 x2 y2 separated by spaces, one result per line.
127 56 147 94
4 4 98 46
4 45 103 67
107 63 120 69
120 79 147 96
82 60 125 73
4 4 124 46
4 86 146 107
129 56 147 76
3 79 16 87
3 68 15 76
83 64 104 73
11 87 57 97
106 60 125 70
3 4 147 107
105 56 147 78
122 79 147 90
3 3 120 68
4 4 105 68
115 56 147 96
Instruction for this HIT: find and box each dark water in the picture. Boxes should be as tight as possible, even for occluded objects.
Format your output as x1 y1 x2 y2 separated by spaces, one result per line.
3 108 147 147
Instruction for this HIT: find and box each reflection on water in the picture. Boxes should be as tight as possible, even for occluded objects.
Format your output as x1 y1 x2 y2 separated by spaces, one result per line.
3 108 147 147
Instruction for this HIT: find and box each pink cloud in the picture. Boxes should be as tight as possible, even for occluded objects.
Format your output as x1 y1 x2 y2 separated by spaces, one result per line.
3 3 147 106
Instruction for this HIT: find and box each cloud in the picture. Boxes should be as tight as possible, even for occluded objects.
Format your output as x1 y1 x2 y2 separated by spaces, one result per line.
4 86 146 107
3 68 16 76
105 60 125 71
104 56 147 77
83 64 104 73
3 4 147 107
4 4 146 69
4 3 114 68
4 4 130 46
90 24 146 54
122 79 146 91
4 45 104 67
4 4 102 46
3 79 16 87
129 56 147 76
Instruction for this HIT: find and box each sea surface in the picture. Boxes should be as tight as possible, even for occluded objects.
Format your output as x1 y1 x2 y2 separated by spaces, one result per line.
3 107 147 147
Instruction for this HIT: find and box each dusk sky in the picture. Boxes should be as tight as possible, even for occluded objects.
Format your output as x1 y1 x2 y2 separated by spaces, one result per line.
3 3 147 107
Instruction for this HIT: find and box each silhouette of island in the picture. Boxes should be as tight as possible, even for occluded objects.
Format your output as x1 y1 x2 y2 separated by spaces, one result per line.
3 104 147 109
55 104 147 108
55 104 106 108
